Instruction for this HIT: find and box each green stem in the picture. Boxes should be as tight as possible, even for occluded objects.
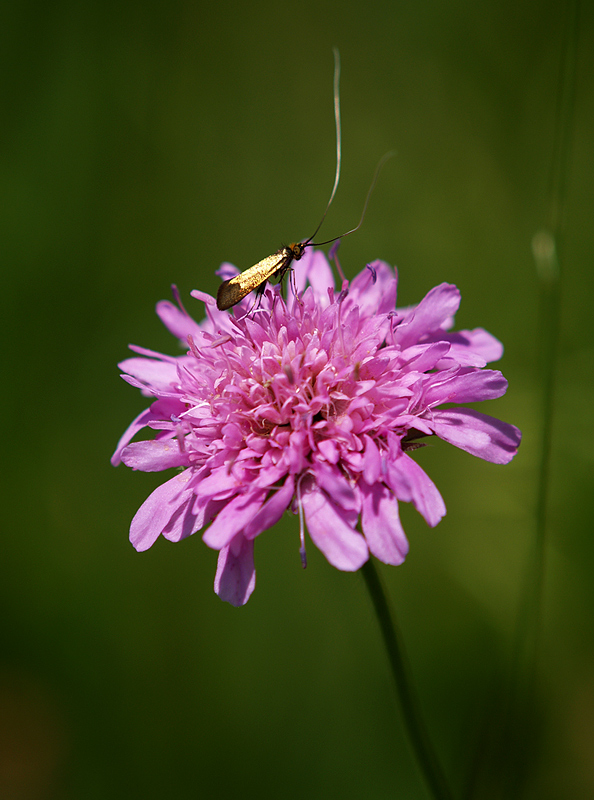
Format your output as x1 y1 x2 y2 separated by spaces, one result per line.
361 558 454 800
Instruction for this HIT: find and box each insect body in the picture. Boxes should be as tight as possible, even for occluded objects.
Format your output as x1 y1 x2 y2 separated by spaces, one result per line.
216 242 305 311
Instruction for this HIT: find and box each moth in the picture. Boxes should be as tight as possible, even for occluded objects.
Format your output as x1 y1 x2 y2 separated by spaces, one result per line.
216 242 307 311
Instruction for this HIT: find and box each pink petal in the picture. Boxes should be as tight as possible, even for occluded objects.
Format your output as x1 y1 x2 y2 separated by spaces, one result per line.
386 451 446 527
424 368 508 406
111 407 157 466
121 440 189 472
301 487 368 571
398 341 451 373
202 490 267 549
347 260 397 315
395 283 461 348
216 262 240 281
361 483 409 565
362 435 382 484
214 534 256 606
118 357 179 393
156 300 203 344
193 466 243 501
129 471 196 551
313 462 360 512
292 249 334 304
317 439 340 464
439 328 503 365
429 408 522 463
244 476 295 539
161 491 211 543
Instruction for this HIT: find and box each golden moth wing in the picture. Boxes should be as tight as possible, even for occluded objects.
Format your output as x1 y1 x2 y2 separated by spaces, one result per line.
216 248 291 310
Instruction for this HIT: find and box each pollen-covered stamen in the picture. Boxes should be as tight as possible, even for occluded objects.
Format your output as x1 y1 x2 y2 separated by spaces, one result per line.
297 476 307 569
365 263 377 283
210 334 233 348
170 414 187 451
186 334 201 359
329 240 345 281
335 290 348 355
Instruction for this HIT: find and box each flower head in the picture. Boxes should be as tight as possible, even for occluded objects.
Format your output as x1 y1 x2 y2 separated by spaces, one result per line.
113 249 521 605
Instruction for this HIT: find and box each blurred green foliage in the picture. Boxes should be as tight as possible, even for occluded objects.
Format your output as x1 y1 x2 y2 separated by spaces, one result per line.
1 0 593 797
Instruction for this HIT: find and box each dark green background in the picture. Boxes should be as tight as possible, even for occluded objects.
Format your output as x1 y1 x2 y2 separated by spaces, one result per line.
2 0 593 797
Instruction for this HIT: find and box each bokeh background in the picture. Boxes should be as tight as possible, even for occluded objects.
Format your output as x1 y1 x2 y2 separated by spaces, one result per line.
2 0 593 797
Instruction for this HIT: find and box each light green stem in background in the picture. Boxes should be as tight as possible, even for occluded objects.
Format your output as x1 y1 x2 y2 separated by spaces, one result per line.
524 0 580 721
504 1 581 796
361 559 454 800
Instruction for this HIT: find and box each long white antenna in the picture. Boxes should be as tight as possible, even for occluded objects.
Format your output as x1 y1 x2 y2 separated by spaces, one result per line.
306 47 342 244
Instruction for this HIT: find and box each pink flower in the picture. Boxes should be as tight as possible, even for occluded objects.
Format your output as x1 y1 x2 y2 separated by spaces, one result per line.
112 250 521 606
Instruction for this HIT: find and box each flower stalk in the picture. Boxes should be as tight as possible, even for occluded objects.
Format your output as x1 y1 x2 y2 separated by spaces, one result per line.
362 559 454 800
